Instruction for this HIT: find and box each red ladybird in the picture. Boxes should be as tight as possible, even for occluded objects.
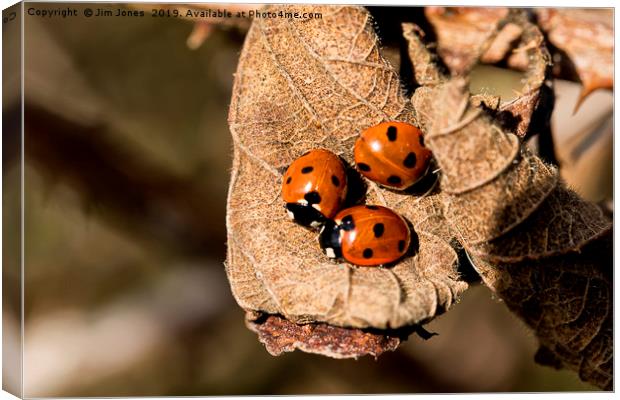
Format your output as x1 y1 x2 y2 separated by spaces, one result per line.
282 149 348 227
354 121 432 190
319 205 411 266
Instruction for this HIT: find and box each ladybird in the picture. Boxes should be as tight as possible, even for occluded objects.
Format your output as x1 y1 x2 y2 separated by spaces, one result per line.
282 149 348 227
354 121 432 190
319 205 411 266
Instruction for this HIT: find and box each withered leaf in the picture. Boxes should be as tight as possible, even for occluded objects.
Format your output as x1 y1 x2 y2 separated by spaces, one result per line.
412 77 612 389
413 78 611 260
496 12 553 139
226 5 467 335
246 313 403 359
536 8 613 109
424 7 509 75
467 185 611 263
406 12 553 139
423 7 541 75
413 79 521 195
482 22 523 64
470 230 613 390
426 6 614 113
401 23 444 87
443 151 558 245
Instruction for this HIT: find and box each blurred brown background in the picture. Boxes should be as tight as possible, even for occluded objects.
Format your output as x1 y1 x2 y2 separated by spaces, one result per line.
3 3 611 396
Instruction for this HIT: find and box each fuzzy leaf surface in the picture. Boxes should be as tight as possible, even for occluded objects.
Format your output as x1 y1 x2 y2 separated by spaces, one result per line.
226 5 467 334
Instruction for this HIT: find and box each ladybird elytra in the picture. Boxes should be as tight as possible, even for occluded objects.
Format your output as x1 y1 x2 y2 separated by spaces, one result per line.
354 121 432 190
281 149 348 227
319 205 411 266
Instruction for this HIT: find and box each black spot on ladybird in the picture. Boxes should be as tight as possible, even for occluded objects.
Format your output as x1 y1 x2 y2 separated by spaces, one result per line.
387 126 397 141
366 205 379 210
357 163 371 172
301 166 314 174
286 176 292 184
403 152 417 168
341 215 355 231
373 223 384 238
363 248 374 258
304 191 321 204
331 175 340 187
398 240 406 252
387 175 402 185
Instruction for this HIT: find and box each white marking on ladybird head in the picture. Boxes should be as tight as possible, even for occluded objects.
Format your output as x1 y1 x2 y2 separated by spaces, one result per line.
287 210 295 220
325 248 336 258
311 204 321 211
310 220 321 228
298 199 308 206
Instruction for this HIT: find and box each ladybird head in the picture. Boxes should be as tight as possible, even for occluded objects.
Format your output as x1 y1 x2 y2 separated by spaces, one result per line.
285 203 327 229
319 219 342 259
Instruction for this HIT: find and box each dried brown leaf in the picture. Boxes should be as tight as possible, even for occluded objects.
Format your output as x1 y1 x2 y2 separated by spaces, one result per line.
406 12 553 139
536 8 613 108
470 229 613 390
425 6 614 112
496 12 553 139
245 313 403 359
413 81 521 194
443 151 558 244
423 7 542 76
424 7 509 75
482 22 523 64
413 78 610 258
412 77 612 390
226 5 467 335
468 185 611 262
401 23 444 87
